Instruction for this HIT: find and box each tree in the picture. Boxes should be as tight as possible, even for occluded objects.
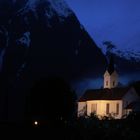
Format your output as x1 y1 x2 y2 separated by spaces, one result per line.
103 41 116 57
25 76 77 127
103 41 116 51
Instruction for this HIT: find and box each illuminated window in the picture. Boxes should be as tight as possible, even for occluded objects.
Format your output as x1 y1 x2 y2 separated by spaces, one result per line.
91 103 97 114
106 81 108 86
106 103 110 114
116 103 119 115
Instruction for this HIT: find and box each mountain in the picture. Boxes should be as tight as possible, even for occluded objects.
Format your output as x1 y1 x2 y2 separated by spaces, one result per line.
102 40 140 62
0 0 106 121
66 0 140 74
102 41 140 75
0 0 106 83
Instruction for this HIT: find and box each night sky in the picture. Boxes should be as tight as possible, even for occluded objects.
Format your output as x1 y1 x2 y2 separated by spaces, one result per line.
66 0 140 95
66 0 140 55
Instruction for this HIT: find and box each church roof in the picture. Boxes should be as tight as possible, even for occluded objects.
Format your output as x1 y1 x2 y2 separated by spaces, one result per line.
78 87 130 102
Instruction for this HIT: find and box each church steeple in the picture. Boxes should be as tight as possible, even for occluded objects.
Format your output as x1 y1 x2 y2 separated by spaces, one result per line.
103 55 118 89
107 55 115 75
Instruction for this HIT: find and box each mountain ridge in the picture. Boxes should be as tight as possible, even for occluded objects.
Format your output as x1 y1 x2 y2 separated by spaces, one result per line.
0 0 107 122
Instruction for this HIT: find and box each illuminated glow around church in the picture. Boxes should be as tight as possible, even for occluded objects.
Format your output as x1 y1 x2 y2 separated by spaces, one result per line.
78 56 140 119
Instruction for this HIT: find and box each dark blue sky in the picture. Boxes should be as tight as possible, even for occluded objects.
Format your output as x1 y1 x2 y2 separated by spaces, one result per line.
66 0 140 57
66 0 140 95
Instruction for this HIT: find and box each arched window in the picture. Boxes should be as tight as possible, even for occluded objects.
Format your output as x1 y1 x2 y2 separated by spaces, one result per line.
106 103 110 114
106 81 108 86
116 103 119 115
91 103 97 114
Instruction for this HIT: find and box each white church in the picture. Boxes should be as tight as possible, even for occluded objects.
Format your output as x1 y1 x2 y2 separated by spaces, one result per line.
78 56 140 119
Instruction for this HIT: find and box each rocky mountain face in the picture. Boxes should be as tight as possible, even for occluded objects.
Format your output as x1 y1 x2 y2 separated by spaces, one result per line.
0 0 106 121
66 0 140 75
102 41 140 75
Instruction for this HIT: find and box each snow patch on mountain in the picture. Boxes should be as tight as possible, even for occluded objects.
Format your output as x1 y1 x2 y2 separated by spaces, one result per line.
16 32 31 48
25 0 37 11
80 25 84 30
25 0 72 18
101 43 140 62
47 0 72 17
16 63 26 78
45 9 54 19
112 48 140 62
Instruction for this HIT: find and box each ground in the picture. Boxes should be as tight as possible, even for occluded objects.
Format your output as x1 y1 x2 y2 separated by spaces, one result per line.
0 113 140 140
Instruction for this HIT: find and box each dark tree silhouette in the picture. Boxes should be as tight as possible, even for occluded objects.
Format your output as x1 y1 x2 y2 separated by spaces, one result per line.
25 76 77 128
103 41 116 59
103 41 116 52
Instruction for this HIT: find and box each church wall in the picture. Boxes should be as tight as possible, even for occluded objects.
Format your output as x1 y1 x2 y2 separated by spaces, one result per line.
104 75 111 88
104 71 118 89
78 102 87 117
122 88 140 110
110 72 118 88
87 100 123 119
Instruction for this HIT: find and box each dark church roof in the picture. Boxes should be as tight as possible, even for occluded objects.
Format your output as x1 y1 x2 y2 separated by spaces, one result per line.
79 87 130 102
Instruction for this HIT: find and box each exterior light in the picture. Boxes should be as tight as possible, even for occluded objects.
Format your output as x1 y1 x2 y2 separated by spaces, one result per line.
34 121 38 126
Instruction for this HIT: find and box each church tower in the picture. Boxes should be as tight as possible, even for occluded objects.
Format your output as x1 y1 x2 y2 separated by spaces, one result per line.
103 55 118 89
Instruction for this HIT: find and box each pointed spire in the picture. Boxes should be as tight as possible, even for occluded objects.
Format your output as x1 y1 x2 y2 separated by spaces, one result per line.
107 54 115 75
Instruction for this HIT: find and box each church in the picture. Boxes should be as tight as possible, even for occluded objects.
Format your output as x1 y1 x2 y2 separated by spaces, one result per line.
78 56 140 119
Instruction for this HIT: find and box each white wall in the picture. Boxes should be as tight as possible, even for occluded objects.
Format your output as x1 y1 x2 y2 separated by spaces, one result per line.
104 71 110 88
122 87 140 115
87 100 123 119
110 71 118 88
104 71 118 89
78 88 140 119
123 88 139 105
78 102 86 117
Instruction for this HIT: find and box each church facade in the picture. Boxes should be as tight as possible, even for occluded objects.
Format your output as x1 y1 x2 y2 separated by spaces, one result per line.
78 56 140 119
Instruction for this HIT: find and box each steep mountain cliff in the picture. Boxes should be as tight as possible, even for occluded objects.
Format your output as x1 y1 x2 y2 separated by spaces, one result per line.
0 0 106 121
